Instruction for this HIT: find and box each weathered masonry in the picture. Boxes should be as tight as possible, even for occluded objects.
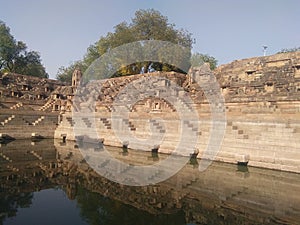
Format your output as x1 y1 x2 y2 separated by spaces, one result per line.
55 52 300 173
0 73 63 139
1 52 300 173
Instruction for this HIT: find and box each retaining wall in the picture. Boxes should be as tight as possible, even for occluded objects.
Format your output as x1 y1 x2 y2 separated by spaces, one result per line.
55 102 300 173
0 110 59 139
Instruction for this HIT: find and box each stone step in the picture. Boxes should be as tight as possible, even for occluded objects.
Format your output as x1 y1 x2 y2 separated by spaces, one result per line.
39 99 55 111
9 102 23 110
99 118 112 129
32 116 45 126
30 150 43 160
122 119 137 131
0 152 12 162
0 115 15 126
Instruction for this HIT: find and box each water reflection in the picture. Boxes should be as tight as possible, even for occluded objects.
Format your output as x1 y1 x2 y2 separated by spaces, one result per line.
0 139 300 224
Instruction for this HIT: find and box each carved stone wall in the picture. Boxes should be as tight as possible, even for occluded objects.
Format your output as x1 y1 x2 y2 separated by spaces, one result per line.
55 52 300 173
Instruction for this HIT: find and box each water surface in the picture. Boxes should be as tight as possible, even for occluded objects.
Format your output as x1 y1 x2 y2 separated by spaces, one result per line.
0 139 299 224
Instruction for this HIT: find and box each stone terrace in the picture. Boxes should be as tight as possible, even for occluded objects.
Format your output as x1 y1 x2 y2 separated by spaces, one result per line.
56 52 300 173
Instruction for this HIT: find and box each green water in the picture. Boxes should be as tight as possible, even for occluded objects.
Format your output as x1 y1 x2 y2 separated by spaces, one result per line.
0 139 300 225
1 187 186 225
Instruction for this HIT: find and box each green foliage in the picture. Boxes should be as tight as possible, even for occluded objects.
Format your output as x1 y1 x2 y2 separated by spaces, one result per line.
131 9 193 47
0 20 48 78
190 52 218 70
277 47 300 54
75 185 186 225
0 192 33 223
56 9 194 81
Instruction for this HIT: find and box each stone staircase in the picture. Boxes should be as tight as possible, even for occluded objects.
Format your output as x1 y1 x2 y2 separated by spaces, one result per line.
0 115 15 126
10 102 23 110
183 120 200 134
105 105 115 112
122 119 137 131
6 164 19 172
100 118 112 129
0 152 12 162
149 119 166 133
22 118 35 125
182 177 199 189
39 99 55 111
160 99 176 112
66 117 76 127
219 187 247 202
0 114 58 139
82 117 92 128
227 121 249 139
32 116 45 126
176 97 193 112
30 150 43 160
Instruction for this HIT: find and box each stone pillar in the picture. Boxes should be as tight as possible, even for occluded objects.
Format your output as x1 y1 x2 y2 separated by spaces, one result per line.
72 68 82 88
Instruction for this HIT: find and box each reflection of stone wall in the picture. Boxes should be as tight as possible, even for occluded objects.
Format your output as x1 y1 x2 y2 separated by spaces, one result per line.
54 143 300 224
2 140 300 224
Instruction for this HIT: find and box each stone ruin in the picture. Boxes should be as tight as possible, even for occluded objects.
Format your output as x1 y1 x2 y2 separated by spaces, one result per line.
3 51 299 116
55 51 300 173
1 51 300 173
0 72 64 110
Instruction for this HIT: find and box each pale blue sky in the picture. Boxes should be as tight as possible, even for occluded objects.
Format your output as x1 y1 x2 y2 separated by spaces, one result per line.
1 0 299 78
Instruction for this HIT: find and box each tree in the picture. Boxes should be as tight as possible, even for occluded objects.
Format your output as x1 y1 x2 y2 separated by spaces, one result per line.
0 20 48 78
131 9 192 47
190 53 217 70
0 20 16 71
56 9 194 81
277 47 300 54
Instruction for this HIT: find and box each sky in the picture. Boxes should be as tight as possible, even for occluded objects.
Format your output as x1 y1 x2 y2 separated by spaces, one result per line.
1 0 299 79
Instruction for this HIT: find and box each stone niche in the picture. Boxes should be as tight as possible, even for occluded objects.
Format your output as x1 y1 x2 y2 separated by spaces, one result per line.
21 83 31 91
264 81 274 93
294 65 300 78
153 102 161 111
53 103 60 111
245 70 256 76
221 87 229 96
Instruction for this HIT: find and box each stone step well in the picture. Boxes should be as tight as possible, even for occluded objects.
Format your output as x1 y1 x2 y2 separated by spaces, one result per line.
154 159 300 222
48 144 300 224
0 115 57 127
57 116 300 145
93 72 186 105
225 121 300 146
0 113 58 139
218 100 300 115
64 117 75 127
55 113 300 173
